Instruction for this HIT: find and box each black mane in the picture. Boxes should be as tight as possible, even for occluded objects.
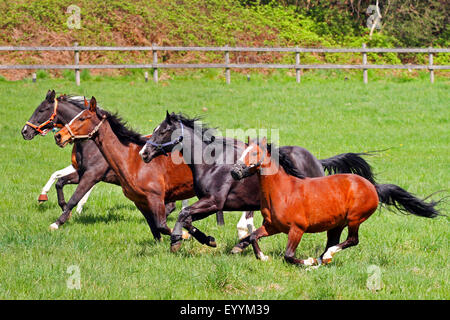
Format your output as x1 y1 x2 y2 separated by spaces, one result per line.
169 113 212 136
169 112 222 145
97 109 147 146
267 143 306 179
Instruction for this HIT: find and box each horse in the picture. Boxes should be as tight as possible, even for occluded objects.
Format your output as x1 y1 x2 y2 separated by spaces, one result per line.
21 90 194 230
230 137 442 265
32 94 194 241
139 112 377 253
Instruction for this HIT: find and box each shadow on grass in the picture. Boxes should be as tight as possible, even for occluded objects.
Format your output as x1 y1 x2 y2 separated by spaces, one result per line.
72 203 141 225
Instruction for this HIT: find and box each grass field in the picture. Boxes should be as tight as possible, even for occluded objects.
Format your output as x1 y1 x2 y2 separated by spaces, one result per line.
0 73 448 299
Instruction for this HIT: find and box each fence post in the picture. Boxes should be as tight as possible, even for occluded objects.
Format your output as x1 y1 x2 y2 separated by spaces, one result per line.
32 73 36 83
152 44 158 83
225 45 230 84
295 47 301 83
428 47 434 84
74 42 80 86
362 43 368 84
144 71 148 83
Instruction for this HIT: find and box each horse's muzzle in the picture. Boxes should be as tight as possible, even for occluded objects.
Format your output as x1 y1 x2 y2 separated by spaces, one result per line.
21 125 36 140
54 133 69 148
231 162 251 180
140 146 156 163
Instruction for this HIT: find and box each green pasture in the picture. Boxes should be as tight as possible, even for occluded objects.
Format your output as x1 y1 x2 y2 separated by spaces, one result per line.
0 73 448 299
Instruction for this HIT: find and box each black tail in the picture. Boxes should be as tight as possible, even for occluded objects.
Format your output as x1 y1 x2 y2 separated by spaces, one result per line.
375 184 442 218
320 152 376 184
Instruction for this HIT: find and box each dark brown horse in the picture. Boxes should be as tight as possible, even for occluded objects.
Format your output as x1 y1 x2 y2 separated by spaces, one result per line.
49 96 196 241
231 138 441 265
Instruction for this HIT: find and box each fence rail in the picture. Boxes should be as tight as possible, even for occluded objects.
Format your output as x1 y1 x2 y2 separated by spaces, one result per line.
1 44 449 85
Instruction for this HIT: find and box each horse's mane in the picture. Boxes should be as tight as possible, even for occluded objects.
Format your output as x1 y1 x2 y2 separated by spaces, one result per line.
58 94 88 111
170 113 250 153
267 143 306 179
57 94 146 146
96 109 147 146
169 112 212 137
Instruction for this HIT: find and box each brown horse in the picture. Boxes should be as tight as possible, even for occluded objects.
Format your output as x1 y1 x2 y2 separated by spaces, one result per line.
231 137 441 266
53 96 195 241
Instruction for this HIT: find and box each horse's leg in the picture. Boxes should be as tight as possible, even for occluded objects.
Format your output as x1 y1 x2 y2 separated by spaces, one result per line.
75 186 94 214
249 223 279 261
318 226 345 264
236 211 255 240
55 171 80 211
165 201 177 216
284 226 309 265
146 196 172 236
50 172 100 230
171 196 220 252
322 223 360 265
76 168 118 214
39 165 77 203
216 211 225 226
135 204 162 242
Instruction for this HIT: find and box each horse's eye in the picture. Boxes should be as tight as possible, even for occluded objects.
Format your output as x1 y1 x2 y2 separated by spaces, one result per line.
79 117 85 121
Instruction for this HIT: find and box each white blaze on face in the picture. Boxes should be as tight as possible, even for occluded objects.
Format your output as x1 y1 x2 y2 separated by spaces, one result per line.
139 145 147 157
238 145 254 163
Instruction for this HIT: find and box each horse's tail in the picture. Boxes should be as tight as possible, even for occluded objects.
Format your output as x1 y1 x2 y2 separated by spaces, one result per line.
375 184 442 218
320 152 376 184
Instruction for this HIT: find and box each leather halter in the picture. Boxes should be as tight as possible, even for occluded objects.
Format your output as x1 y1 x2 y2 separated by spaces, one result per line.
64 114 107 143
26 98 59 135
145 121 184 155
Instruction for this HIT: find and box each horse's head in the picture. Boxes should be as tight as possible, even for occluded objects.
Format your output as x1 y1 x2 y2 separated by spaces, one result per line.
231 137 270 180
22 90 59 140
54 96 105 148
140 111 184 163
22 90 89 140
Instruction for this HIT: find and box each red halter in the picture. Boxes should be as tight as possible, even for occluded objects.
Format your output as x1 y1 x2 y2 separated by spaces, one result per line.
26 98 60 136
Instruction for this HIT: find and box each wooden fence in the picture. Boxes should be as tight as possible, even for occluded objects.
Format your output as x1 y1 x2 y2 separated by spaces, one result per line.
1 43 449 85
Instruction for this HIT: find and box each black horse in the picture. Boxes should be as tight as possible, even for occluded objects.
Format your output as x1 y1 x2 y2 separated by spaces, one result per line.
21 90 178 230
140 112 376 252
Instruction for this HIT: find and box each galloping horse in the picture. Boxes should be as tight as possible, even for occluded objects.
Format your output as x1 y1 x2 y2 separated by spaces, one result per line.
230 138 441 265
22 90 191 229
139 112 377 252
50 96 196 241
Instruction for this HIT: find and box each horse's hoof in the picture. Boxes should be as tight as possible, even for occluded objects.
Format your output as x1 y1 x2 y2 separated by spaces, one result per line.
170 241 182 253
49 223 59 230
182 230 191 240
38 194 48 203
258 252 269 261
231 246 243 254
206 236 216 247
302 257 318 266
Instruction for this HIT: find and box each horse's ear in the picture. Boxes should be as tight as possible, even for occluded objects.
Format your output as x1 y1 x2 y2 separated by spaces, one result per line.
89 96 97 112
84 97 89 107
165 110 172 124
46 90 56 102
247 136 250 145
